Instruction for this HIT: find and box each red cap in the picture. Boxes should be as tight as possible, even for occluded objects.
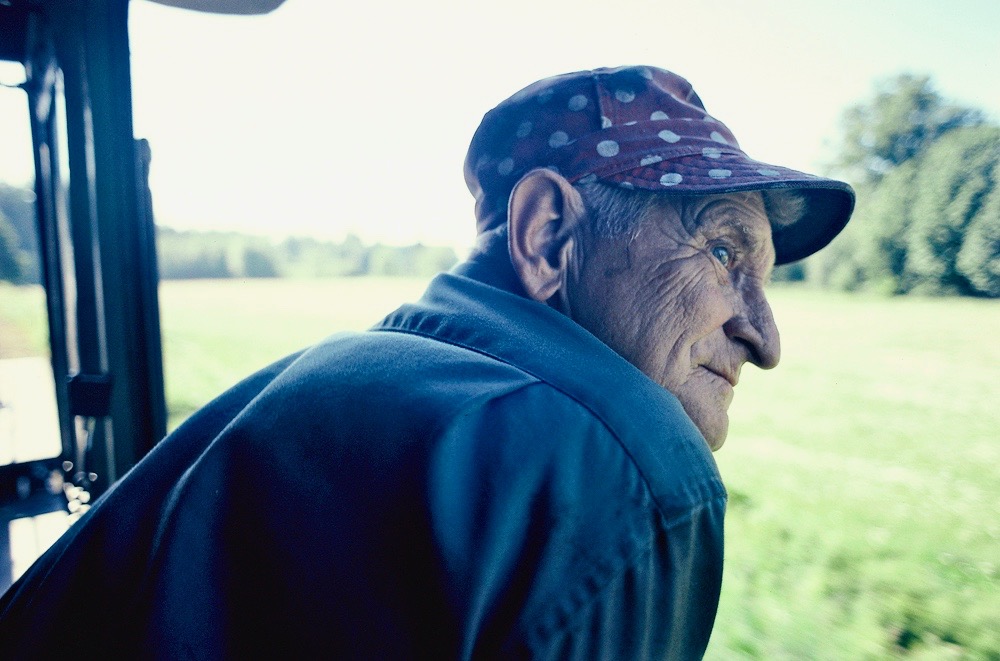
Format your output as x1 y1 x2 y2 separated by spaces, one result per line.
464 66 855 265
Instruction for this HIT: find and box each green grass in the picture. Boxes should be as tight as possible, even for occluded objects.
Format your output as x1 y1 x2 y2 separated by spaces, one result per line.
156 277 430 426
709 289 999 660
1 279 998 658
0 282 50 359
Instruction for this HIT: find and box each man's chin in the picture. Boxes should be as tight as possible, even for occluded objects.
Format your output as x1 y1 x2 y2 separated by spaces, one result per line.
689 410 729 452
672 385 732 452
706 431 727 452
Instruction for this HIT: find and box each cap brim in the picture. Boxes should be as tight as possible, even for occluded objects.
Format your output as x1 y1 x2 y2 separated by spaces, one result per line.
597 152 855 265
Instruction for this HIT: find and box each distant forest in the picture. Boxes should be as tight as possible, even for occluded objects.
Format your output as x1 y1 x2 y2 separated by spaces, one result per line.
155 227 458 280
0 185 457 283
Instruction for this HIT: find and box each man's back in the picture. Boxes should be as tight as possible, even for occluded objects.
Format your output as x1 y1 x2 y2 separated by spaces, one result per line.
0 270 725 659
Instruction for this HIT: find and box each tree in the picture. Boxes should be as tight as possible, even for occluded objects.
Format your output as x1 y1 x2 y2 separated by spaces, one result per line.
0 183 39 284
811 74 1000 297
905 126 1000 296
850 163 918 294
0 211 23 283
242 246 279 278
832 74 985 186
956 170 1000 297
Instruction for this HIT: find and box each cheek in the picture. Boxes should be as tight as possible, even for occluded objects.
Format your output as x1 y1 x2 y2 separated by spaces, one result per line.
572 248 734 386
645 261 726 340
600 263 713 383
676 264 738 335
583 281 651 358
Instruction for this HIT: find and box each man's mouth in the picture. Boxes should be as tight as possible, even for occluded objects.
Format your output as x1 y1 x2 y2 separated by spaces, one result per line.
702 365 738 387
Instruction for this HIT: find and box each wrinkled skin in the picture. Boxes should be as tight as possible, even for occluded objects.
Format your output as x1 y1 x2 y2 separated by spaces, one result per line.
564 191 781 450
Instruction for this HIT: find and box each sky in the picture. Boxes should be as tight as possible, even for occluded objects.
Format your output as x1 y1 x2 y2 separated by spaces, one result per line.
2 0 999 256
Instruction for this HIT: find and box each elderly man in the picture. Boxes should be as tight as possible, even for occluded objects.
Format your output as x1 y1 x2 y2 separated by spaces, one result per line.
0 67 853 658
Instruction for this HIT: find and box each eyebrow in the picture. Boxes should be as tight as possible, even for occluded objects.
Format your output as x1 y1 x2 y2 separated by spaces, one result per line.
716 217 765 253
689 198 777 273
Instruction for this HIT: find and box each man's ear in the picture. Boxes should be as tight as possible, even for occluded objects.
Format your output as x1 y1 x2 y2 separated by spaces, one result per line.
508 168 587 303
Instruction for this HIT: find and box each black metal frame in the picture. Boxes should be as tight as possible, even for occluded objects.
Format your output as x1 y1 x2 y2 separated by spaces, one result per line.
1 0 167 501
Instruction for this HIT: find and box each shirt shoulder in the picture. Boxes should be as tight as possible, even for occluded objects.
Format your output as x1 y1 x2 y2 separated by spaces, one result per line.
426 382 724 657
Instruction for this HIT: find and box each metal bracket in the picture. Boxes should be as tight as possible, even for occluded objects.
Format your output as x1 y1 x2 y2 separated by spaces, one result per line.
67 372 113 418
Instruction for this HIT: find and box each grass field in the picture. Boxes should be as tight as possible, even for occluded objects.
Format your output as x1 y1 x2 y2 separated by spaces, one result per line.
2 278 998 659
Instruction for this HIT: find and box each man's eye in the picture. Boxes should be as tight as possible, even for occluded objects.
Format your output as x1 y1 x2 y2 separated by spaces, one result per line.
711 245 732 267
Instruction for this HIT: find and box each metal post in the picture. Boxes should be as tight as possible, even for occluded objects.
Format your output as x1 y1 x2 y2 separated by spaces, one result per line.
47 0 166 491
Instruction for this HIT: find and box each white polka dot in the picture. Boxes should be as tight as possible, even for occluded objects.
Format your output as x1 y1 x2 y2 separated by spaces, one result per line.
475 155 489 169
568 94 588 111
516 121 533 138
650 111 669 121
597 140 620 157
708 169 732 179
702 147 722 159
640 155 663 166
624 121 638 126
601 116 613 129
497 158 515 176
757 168 781 176
660 173 683 186
710 131 729 145
537 89 554 104
577 173 599 185
619 181 635 189
615 89 636 103
548 131 570 148
637 67 654 80
658 130 681 143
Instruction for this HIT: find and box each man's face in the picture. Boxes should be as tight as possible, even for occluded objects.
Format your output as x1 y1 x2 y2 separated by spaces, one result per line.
567 191 781 450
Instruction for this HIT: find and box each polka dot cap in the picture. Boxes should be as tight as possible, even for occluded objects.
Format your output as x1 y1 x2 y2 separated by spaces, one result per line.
464 65 855 265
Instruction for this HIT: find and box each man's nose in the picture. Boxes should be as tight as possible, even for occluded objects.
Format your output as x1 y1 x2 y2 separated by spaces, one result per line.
723 287 780 369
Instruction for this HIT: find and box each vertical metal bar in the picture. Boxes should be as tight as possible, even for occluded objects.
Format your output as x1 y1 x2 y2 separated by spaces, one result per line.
86 0 167 473
134 138 167 445
24 22 75 464
49 1 115 491
57 32 106 381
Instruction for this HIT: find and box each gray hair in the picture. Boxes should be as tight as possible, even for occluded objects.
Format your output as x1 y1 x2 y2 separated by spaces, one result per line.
761 189 808 228
573 181 807 238
572 182 658 238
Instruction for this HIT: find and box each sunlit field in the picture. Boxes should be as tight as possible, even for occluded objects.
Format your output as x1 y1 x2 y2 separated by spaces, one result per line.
155 278 431 427
709 289 999 660
1 279 998 658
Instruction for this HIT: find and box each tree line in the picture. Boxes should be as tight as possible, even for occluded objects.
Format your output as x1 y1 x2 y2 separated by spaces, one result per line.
156 228 458 280
780 73 999 297
0 186 457 283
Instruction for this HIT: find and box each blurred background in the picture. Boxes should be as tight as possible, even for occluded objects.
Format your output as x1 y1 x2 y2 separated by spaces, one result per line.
1 0 998 657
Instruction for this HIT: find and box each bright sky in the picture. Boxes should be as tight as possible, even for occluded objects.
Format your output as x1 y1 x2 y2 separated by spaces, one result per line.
2 0 999 256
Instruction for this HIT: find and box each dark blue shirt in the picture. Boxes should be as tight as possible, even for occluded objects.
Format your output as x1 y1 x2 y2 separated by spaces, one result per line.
0 268 726 659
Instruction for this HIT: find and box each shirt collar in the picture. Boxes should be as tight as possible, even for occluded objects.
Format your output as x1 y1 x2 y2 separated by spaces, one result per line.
373 265 695 439
374 264 723 508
